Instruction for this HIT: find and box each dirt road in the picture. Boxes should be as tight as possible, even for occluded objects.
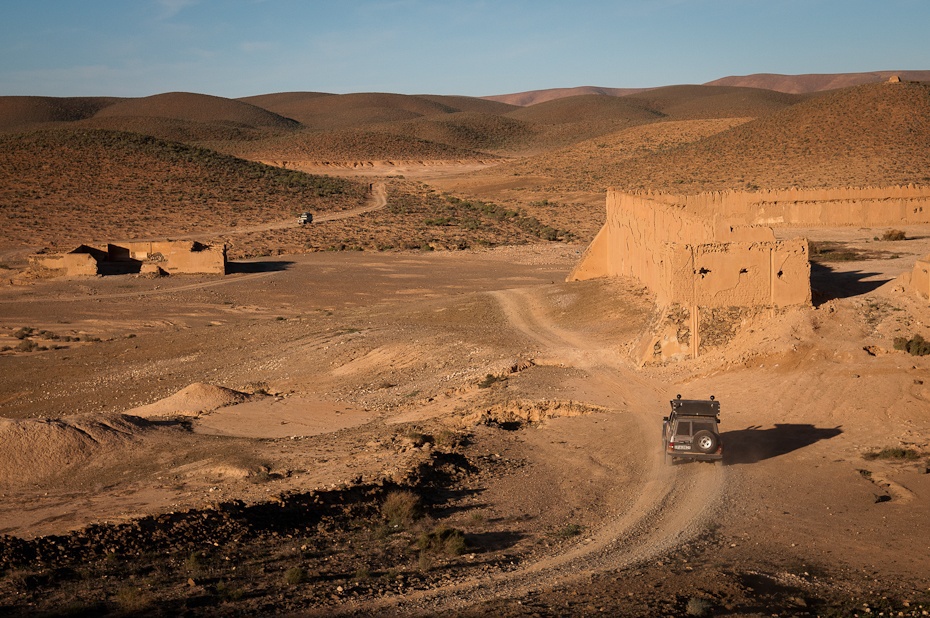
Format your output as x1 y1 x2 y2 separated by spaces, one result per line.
343 286 725 614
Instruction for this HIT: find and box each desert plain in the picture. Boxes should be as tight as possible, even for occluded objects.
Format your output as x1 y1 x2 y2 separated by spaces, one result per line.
1 73 930 616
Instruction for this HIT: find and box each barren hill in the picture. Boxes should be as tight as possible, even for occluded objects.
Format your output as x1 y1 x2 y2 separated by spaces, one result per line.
0 92 301 145
0 129 367 250
235 92 467 131
225 127 493 161
706 70 930 93
484 86 649 106
91 92 298 129
622 85 805 120
0 96 120 133
366 112 536 154
596 81 930 193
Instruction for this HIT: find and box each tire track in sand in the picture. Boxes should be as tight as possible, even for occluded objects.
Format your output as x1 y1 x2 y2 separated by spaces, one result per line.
343 286 725 614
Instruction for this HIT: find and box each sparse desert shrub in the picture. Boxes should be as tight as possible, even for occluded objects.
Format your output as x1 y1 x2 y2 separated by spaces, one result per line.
405 430 432 447
434 429 459 449
185 551 204 574
478 373 504 389
13 327 33 340
284 566 306 586
353 566 371 581
892 334 930 356
881 229 907 241
863 447 921 461
114 586 149 613
685 596 712 616
15 340 38 353
417 525 467 557
554 523 583 539
381 490 422 528
216 581 244 601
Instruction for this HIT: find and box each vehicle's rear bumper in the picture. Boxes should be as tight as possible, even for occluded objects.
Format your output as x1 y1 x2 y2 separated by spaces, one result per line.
666 450 722 461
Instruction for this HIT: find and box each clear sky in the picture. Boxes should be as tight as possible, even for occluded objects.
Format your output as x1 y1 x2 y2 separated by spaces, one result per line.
1 0 927 98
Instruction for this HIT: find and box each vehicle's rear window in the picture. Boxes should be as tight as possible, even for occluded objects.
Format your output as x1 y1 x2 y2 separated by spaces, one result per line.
674 420 717 437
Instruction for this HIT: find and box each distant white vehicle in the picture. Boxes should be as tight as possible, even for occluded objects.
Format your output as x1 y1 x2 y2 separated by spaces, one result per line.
297 212 313 225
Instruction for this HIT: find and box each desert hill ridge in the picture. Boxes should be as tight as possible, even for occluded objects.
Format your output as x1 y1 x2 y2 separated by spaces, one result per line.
484 86 649 106
483 70 930 105
0 128 368 250
706 69 930 93
501 79 930 194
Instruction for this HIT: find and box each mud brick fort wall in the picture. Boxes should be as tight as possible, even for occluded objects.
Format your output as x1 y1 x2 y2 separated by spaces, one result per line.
569 190 811 308
571 185 930 309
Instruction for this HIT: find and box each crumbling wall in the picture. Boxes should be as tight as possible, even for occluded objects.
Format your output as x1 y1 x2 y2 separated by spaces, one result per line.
675 185 930 227
105 240 225 275
568 191 810 307
29 240 226 277
666 240 810 307
161 241 226 275
909 255 930 300
29 245 104 277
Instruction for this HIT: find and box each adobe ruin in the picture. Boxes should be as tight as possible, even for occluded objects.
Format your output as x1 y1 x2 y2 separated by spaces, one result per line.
30 240 227 277
571 185 930 360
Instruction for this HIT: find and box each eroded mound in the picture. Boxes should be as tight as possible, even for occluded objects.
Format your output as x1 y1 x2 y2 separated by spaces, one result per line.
0 414 148 487
127 382 252 418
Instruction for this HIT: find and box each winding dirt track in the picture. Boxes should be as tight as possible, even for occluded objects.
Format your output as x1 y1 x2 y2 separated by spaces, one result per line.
216 181 388 235
343 286 726 615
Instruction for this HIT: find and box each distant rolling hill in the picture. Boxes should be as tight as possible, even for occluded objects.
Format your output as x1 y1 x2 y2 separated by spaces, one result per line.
705 70 930 94
586 81 930 193
0 129 367 249
236 92 511 131
0 96 120 132
484 86 648 106
482 71 930 106
622 85 806 120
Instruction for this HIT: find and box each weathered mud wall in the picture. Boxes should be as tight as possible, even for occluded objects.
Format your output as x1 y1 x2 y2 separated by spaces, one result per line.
674 185 930 227
665 240 810 307
569 191 811 308
909 255 930 300
29 241 226 277
160 242 226 275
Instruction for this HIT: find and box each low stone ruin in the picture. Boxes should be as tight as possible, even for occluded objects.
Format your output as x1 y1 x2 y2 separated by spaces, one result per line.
30 240 227 277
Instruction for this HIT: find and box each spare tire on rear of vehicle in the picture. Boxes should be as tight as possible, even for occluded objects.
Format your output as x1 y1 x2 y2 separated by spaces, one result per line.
693 430 718 453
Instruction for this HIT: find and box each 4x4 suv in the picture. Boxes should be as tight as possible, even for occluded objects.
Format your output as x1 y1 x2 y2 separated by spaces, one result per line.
662 395 723 466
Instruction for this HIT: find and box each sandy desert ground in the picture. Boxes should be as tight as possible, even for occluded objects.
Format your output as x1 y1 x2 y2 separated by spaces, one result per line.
1 78 930 616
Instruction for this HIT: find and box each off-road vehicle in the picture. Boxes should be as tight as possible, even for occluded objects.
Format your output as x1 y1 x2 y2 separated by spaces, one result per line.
297 212 313 225
662 395 723 465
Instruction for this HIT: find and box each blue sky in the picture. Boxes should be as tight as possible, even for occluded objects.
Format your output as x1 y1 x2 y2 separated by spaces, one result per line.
1 0 927 98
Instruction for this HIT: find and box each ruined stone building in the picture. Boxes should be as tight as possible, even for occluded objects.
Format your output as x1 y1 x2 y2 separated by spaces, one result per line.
31 240 227 277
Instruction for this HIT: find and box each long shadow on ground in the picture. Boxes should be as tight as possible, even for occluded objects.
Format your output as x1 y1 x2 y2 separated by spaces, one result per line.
721 424 843 465
226 260 293 274
810 262 890 305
